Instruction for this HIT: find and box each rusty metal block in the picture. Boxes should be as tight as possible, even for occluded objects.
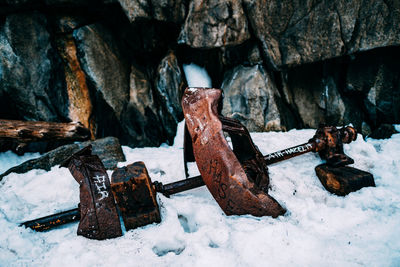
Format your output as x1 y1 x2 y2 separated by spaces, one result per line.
315 164 375 196
111 162 161 231
65 145 122 240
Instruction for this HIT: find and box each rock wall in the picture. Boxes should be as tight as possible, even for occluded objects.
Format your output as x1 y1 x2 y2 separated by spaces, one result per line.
0 0 399 150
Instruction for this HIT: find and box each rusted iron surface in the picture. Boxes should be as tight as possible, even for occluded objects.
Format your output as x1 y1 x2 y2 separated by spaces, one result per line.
23 162 207 233
218 116 270 191
111 162 161 231
264 142 316 165
65 145 122 240
264 125 357 167
154 175 205 196
20 207 80 231
310 125 357 166
182 87 285 217
315 164 375 196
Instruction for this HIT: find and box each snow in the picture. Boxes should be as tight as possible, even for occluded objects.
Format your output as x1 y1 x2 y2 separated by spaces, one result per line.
1 65 399 266
0 151 40 174
0 122 400 266
183 63 212 88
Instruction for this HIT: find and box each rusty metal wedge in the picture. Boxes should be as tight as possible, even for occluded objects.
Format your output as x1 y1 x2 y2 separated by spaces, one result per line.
182 87 286 217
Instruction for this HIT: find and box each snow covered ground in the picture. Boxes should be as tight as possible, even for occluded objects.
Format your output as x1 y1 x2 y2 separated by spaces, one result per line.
0 121 400 266
1 64 399 266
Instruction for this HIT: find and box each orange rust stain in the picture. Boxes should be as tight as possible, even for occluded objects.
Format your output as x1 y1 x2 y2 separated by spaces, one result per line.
57 35 95 139
325 173 341 190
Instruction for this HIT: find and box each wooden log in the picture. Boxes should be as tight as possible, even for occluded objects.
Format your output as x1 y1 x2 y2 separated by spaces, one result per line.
0 119 90 143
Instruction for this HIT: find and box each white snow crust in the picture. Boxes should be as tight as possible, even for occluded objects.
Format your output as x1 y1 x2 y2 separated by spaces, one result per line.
0 121 400 266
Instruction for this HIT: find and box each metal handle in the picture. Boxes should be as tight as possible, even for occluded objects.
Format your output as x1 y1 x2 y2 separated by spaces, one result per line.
20 207 80 231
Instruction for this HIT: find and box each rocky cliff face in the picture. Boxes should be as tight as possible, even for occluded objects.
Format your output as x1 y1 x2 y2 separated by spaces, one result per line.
0 0 399 150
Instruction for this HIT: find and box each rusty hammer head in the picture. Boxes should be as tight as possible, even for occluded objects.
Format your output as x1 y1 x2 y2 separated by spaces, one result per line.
111 162 161 231
310 125 357 167
63 145 122 240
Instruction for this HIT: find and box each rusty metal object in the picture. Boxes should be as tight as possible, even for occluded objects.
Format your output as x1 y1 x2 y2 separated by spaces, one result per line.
111 162 161 231
153 175 204 197
64 145 122 240
315 164 375 196
20 207 80 231
219 116 270 191
110 161 210 231
23 163 207 232
182 87 285 217
264 125 357 167
111 162 208 231
311 125 357 166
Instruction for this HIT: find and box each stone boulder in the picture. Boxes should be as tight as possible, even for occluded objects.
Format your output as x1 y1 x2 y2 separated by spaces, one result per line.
243 0 400 69
0 0 117 16
221 64 287 132
154 51 185 144
0 13 68 121
73 23 130 141
345 47 400 129
178 0 251 48
118 0 186 23
73 23 185 146
280 59 363 129
0 137 126 182
221 40 264 68
120 64 164 147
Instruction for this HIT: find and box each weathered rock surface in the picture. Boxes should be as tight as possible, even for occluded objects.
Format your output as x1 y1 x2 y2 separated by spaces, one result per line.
74 23 129 122
0 0 117 16
243 0 400 69
221 40 264 68
179 0 251 48
369 124 399 139
73 23 130 141
221 64 286 131
52 15 96 34
345 47 400 129
154 51 185 143
118 0 186 23
55 34 94 136
121 64 164 147
73 23 184 146
0 0 399 148
0 13 68 121
280 59 363 129
0 137 125 181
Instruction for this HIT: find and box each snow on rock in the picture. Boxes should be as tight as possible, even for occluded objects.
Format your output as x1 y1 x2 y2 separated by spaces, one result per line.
0 123 400 266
